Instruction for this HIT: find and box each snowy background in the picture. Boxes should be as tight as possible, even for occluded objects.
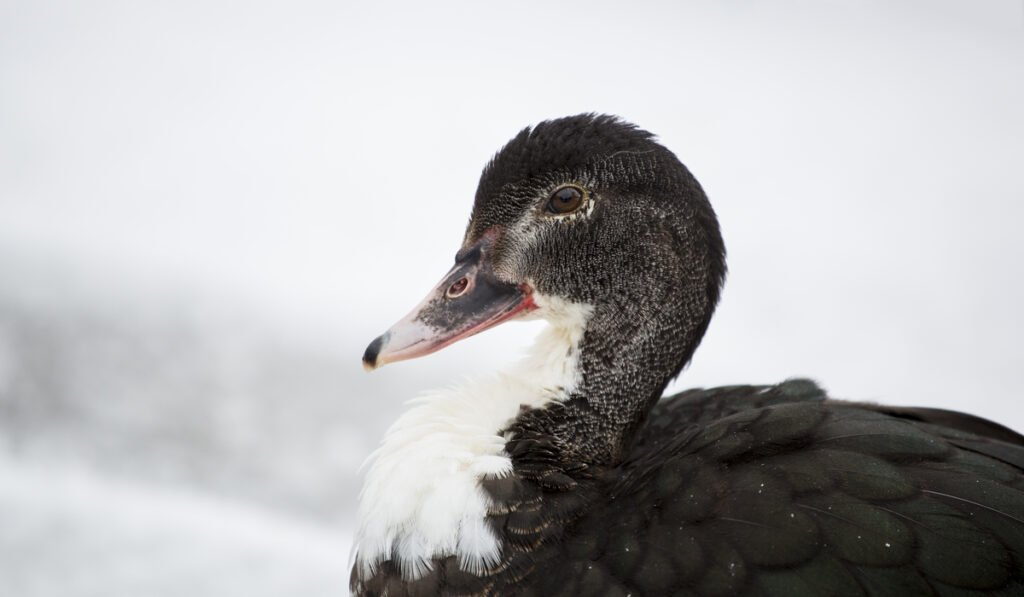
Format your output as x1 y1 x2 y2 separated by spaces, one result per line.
2 0 1023 595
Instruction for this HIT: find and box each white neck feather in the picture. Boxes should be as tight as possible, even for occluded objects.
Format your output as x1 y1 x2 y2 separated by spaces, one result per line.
352 296 591 581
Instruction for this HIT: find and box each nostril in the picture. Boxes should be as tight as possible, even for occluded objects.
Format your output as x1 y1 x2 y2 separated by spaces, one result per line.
446 276 470 299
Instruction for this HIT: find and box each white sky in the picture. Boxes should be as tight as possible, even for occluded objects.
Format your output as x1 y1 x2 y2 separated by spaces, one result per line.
2 0 1024 428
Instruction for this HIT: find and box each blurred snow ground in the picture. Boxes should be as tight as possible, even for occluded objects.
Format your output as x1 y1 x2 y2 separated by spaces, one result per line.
0 456 351 597
0 255 380 596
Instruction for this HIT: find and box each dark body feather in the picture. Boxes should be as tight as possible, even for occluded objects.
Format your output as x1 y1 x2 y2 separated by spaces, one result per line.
356 379 1024 596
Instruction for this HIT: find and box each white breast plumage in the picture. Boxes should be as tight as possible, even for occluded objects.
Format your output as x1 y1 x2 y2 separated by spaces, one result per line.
351 296 591 580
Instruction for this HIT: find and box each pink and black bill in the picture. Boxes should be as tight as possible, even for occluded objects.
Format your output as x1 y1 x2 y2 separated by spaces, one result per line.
362 233 535 371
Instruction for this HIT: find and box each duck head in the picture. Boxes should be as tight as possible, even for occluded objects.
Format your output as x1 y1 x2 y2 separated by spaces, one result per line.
362 114 726 463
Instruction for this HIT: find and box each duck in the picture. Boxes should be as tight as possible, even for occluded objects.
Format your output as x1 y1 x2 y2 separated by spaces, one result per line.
351 114 1024 596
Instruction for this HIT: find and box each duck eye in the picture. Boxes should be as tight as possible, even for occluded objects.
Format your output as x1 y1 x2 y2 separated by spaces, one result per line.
547 186 585 215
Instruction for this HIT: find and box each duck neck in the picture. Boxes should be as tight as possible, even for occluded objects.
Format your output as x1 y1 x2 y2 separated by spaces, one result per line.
510 285 713 468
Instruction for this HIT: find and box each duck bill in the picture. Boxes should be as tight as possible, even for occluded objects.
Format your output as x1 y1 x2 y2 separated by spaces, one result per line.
362 236 536 371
